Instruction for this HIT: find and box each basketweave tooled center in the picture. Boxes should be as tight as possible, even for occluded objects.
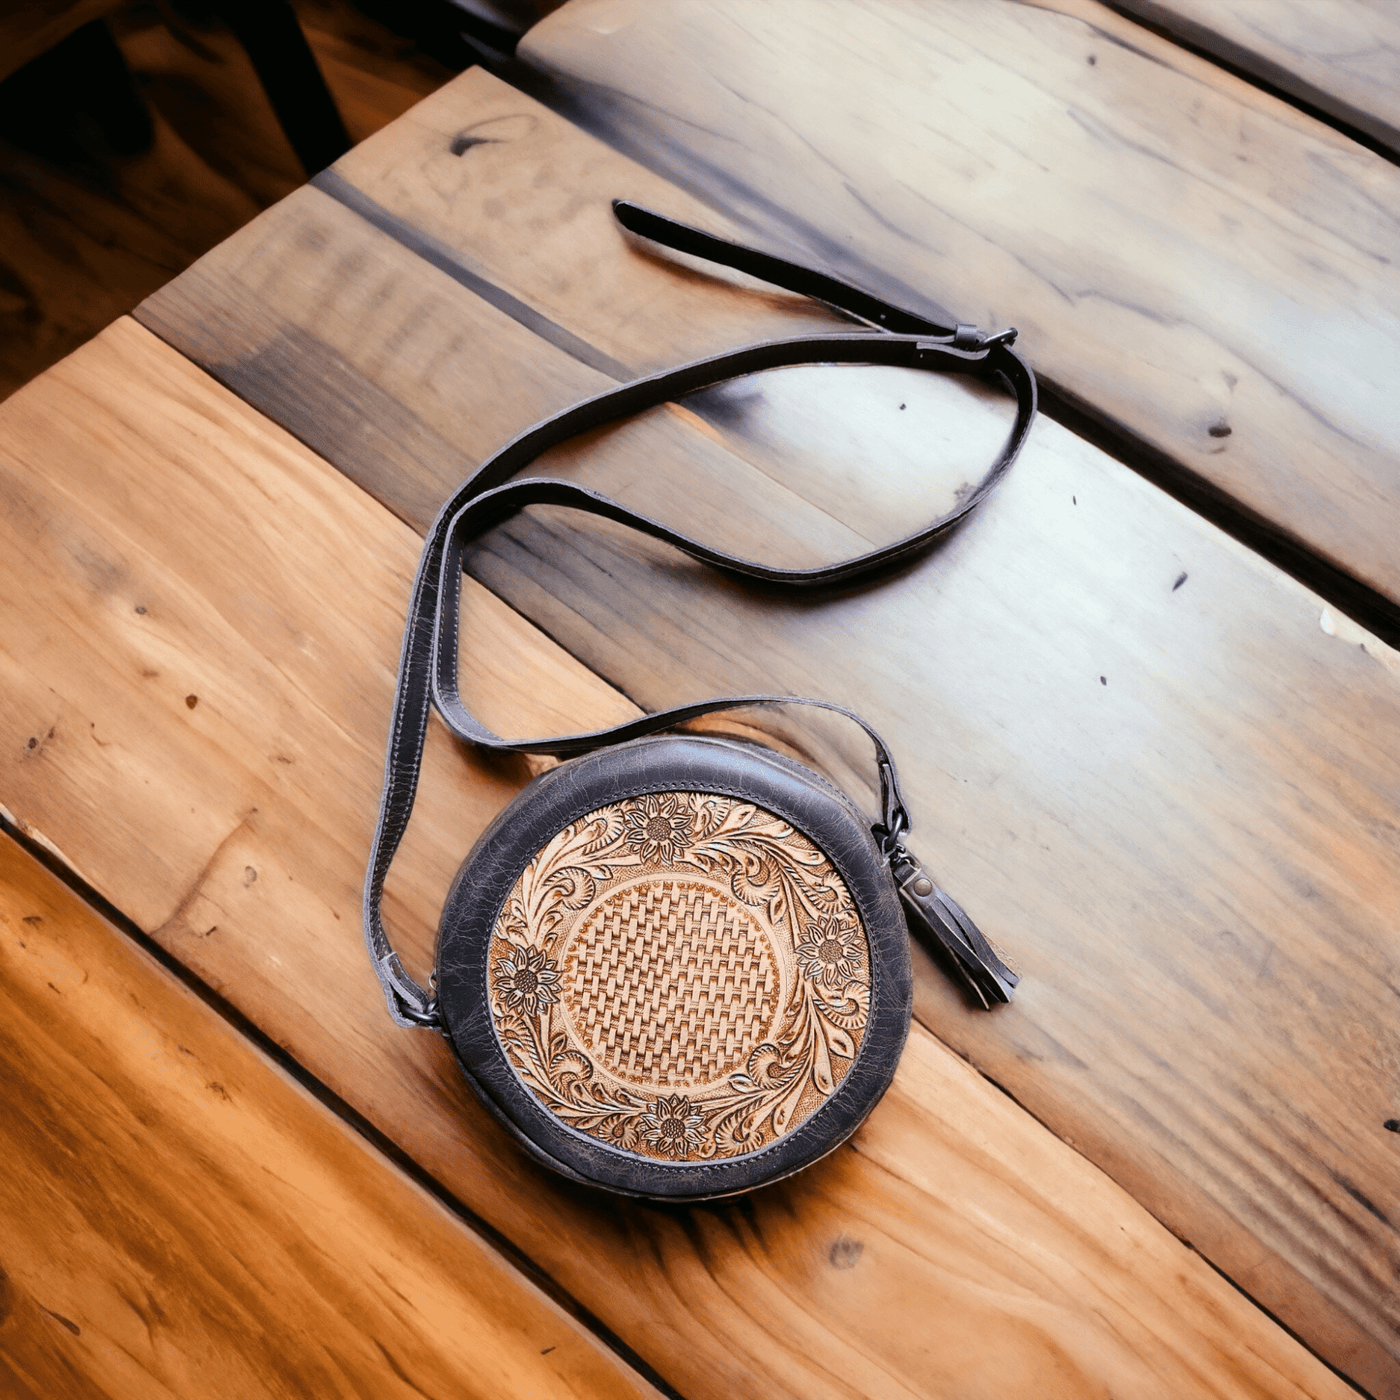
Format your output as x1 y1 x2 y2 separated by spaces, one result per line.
487 790 871 1162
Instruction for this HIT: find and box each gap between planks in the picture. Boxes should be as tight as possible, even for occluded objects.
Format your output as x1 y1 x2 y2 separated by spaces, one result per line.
1100 0 1400 166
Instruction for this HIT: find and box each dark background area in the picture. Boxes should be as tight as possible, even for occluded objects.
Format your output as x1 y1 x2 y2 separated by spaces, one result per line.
0 0 518 402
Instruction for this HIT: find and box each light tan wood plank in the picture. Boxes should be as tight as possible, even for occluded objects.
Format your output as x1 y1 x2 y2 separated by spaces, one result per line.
0 319 1354 1400
517 0 1400 626
0 834 661 1400
1111 0 1400 159
136 69 1400 1392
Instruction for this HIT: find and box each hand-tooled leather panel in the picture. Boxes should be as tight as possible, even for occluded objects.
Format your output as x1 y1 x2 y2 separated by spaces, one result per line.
562 877 781 1089
487 790 870 1162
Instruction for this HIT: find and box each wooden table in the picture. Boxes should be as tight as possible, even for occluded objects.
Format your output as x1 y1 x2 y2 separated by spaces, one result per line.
2 4 1397 1397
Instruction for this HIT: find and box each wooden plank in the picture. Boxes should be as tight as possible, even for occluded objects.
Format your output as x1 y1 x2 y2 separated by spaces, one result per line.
516 0 1400 631
0 319 1354 1400
1109 0 1400 160
0 834 661 1400
133 71 1400 1392
0 81 263 405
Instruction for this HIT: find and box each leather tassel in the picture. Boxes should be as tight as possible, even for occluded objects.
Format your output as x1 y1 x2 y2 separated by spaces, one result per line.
889 849 1019 1008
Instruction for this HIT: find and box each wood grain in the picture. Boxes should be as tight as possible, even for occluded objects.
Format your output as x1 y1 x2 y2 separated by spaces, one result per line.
1109 0 1400 159
0 834 661 1400
517 0 1400 626
134 70 1400 1392
0 319 1354 1400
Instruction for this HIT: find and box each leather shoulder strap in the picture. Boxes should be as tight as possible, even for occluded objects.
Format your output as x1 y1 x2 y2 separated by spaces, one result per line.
364 204 1035 1028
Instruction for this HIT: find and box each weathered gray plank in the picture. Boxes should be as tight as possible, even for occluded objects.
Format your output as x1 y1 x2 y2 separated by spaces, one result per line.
516 0 1400 637
1110 0 1400 159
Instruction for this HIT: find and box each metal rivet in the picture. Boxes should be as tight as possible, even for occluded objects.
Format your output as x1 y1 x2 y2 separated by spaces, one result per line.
912 877 933 897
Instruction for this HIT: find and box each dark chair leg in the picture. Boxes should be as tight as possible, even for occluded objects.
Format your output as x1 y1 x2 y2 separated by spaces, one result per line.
208 0 351 176
0 21 153 166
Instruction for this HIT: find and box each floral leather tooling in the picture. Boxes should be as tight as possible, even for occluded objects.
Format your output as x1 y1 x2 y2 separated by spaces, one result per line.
487 790 870 1162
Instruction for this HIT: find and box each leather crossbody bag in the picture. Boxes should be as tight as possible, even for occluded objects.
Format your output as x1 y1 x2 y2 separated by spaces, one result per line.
364 201 1036 1199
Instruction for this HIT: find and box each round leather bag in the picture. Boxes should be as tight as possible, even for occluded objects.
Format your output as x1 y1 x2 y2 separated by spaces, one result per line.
435 735 913 1199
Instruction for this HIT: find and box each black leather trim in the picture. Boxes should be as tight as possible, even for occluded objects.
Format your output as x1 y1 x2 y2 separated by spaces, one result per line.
435 736 912 1200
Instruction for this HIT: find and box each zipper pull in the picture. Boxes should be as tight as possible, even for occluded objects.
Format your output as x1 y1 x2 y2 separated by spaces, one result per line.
888 847 1019 1009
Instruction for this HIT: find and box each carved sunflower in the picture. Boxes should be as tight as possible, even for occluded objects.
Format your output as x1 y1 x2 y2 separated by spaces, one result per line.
796 915 864 988
493 945 562 1016
640 1093 706 1158
622 793 696 863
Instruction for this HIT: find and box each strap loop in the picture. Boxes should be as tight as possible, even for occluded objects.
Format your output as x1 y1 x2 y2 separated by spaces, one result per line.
363 202 1036 1027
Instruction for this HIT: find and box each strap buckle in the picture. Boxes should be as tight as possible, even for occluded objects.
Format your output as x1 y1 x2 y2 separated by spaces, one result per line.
379 951 443 1030
952 324 1018 350
874 759 910 855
